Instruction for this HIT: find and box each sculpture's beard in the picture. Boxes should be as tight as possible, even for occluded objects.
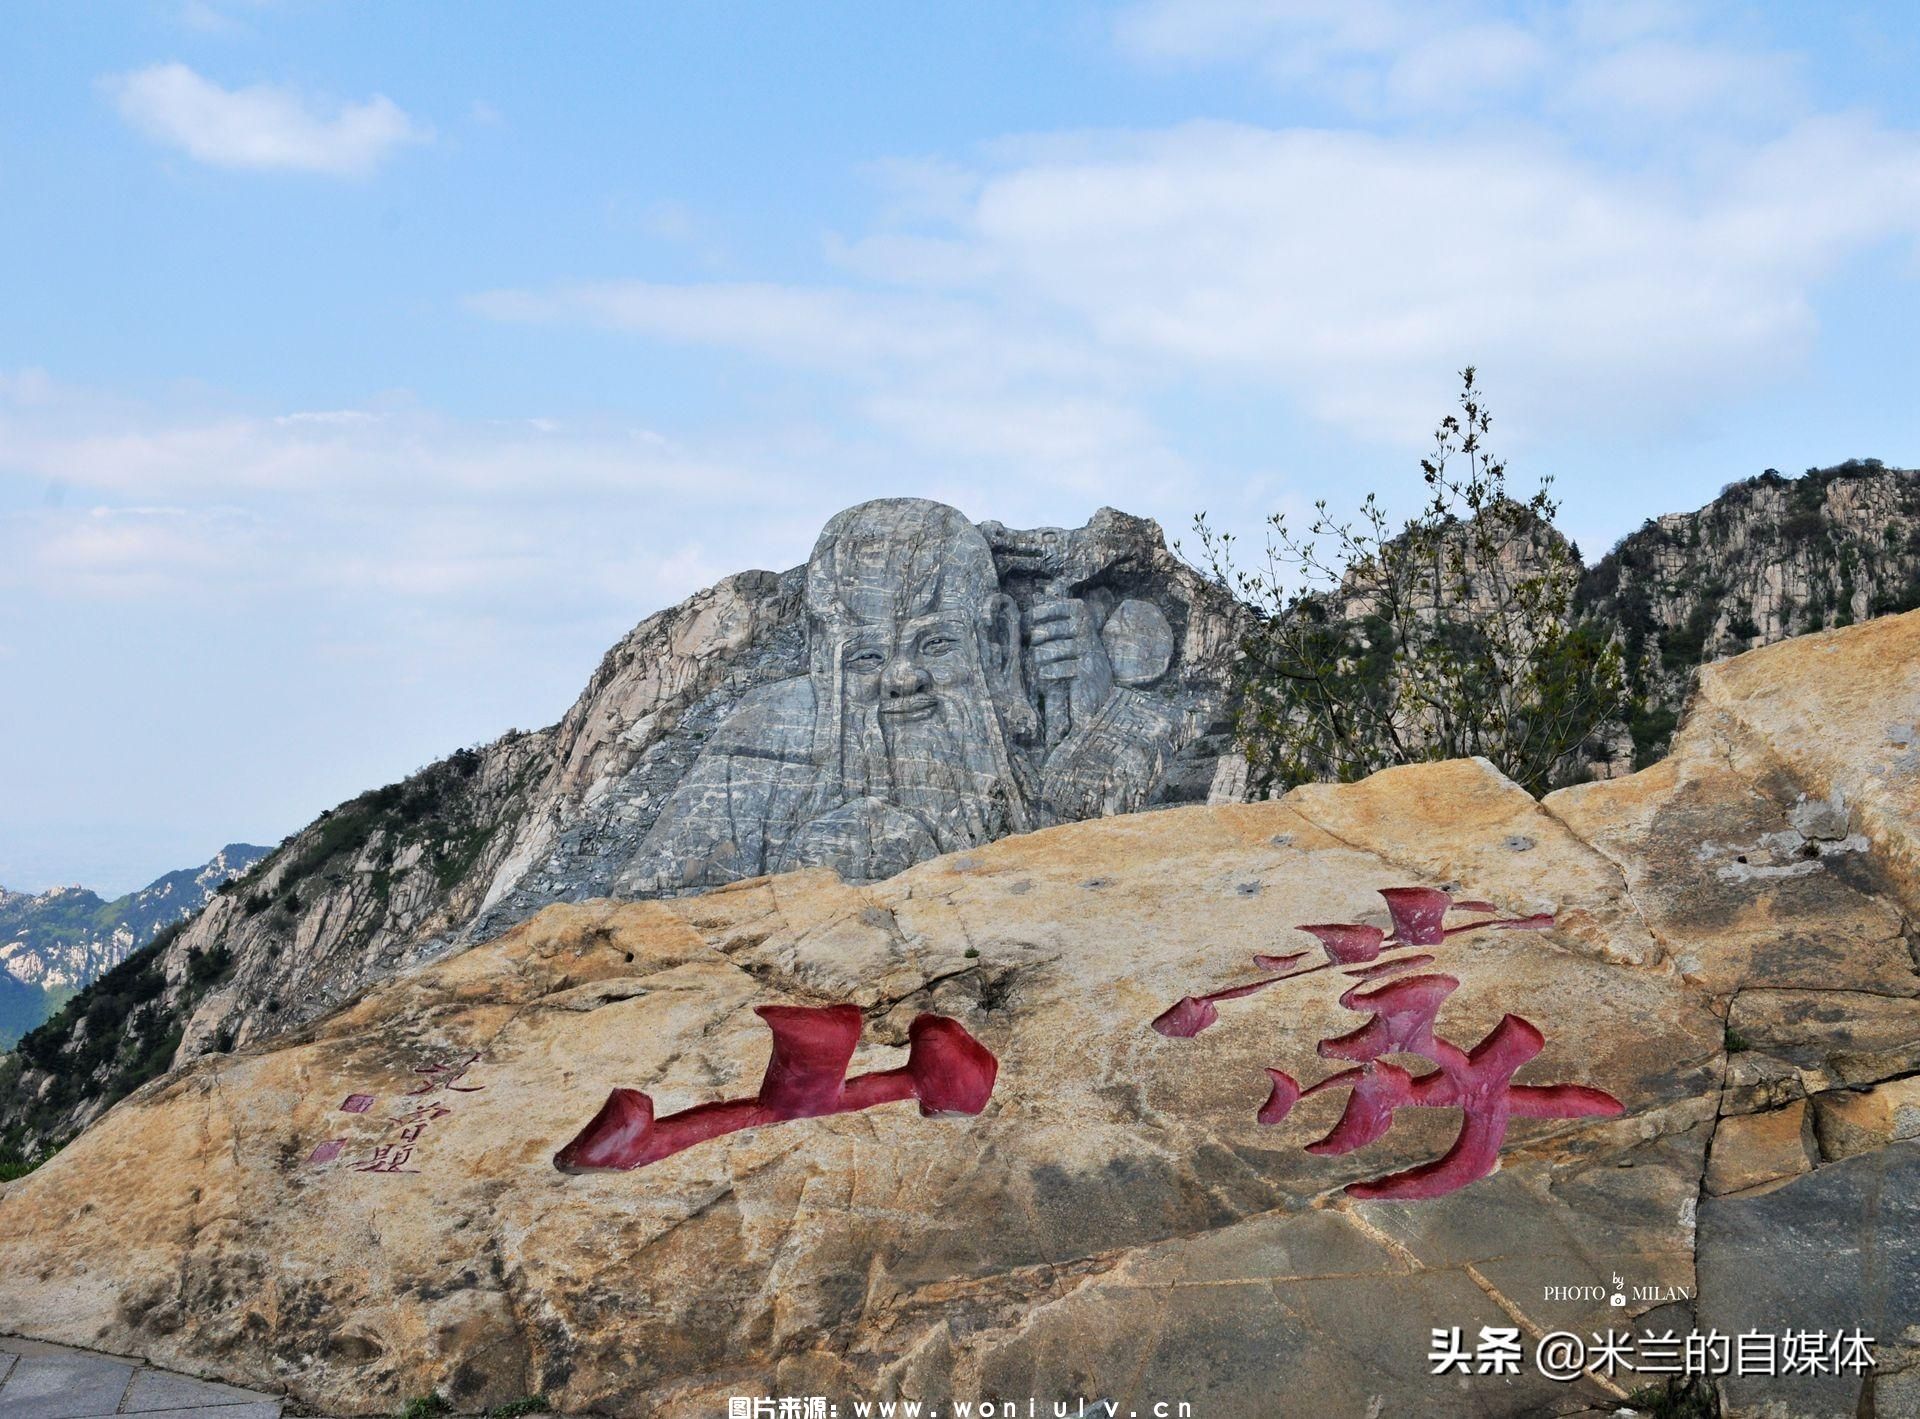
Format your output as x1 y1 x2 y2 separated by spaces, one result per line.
841 690 1011 854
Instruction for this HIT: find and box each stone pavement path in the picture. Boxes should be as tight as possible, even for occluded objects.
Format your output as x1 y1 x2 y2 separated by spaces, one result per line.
0 1337 281 1419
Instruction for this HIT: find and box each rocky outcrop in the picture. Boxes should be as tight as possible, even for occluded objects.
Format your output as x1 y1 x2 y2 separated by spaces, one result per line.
1577 460 1920 767
3 610 1915 1419
488 501 1239 916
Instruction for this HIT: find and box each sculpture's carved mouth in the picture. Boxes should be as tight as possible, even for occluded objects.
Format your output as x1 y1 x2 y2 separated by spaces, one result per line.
878 694 938 721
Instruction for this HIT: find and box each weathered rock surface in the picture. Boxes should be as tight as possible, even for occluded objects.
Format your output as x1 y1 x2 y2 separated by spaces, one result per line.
1696 1143 1920 1419
1703 1099 1816 1195
1811 1076 1920 1161
5 611 1918 1418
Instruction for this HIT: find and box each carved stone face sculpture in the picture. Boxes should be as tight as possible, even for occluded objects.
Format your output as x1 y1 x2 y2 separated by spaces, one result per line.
619 497 1196 896
801 499 1036 858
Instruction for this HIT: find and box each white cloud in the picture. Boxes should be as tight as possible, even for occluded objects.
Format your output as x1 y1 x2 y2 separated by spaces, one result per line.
863 157 986 225
0 375 816 613
174 0 277 36
468 281 1113 384
466 278 1186 505
15 505 263 597
103 62 429 175
1382 22 1546 112
1115 0 1528 111
958 119 1920 431
1115 0 1402 68
1564 0 1694 49
860 390 1187 499
178 2 241 36
470 110 1920 447
1113 0 1800 128
0 384 745 503
0 374 1154 617
1559 40 1798 125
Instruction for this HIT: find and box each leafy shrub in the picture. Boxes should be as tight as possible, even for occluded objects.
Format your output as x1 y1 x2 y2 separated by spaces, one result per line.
1189 368 1626 797
487 1399 550 1418
186 944 233 987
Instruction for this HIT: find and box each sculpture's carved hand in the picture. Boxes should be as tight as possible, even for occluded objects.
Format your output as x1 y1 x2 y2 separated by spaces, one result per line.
1029 597 1115 727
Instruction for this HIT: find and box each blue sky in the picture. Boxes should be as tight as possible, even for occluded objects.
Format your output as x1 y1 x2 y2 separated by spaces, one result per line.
2 0 1917 893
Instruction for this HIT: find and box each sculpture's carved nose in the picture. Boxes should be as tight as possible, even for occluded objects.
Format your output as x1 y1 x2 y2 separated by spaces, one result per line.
883 654 928 699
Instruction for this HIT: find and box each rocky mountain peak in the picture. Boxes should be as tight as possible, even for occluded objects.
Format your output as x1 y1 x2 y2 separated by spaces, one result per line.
1580 460 1920 766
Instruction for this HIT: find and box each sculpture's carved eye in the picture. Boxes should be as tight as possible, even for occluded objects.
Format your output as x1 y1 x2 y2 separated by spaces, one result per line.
844 648 885 672
919 635 957 659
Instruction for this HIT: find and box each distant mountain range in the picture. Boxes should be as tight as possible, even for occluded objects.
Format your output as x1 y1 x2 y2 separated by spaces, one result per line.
0 844 269 1048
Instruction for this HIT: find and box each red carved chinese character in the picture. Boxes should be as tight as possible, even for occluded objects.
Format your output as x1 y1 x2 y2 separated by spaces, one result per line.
386 1102 454 1127
1152 889 1554 1039
1260 970 1623 1198
1155 887 1621 1200
1152 967 1297 1038
352 1143 420 1174
1318 972 1459 1061
1296 923 1386 963
553 1004 998 1174
405 1050 485 1096
1377 886 1552 944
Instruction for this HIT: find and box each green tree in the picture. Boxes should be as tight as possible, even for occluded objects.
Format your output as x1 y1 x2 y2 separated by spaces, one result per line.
1189 367 1626 797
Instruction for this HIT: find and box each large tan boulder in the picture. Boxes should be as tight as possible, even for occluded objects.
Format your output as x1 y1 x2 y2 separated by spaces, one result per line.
1695 610 1920 919
3 609 1919 1419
